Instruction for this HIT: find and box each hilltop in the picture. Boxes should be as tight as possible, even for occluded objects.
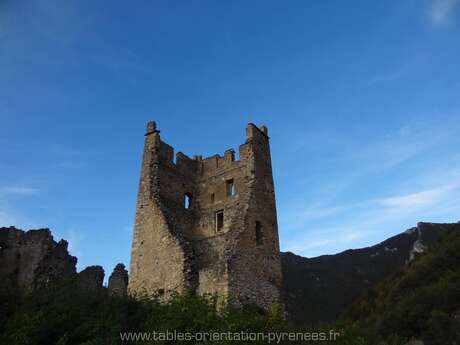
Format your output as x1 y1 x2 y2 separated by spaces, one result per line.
281 222 458 324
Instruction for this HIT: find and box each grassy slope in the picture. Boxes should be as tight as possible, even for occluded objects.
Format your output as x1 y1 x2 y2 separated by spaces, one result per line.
341 224 460 344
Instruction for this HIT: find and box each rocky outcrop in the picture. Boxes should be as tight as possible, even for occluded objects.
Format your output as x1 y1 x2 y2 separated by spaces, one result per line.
281 222 458 324
77 266 105 292
108 263 129 296
0 226 77 292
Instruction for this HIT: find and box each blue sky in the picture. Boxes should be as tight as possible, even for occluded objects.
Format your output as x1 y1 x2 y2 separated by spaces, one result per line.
1 0 460 277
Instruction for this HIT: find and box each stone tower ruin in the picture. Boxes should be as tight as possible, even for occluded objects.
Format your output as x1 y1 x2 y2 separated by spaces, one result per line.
128 121 283 309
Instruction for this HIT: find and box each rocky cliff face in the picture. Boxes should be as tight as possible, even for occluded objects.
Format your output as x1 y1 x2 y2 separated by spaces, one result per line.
281 222 458 324
0 227 128 294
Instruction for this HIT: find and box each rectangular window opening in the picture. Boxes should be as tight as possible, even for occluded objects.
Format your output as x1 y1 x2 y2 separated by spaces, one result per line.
184 193 192 209
211 193 215 203
226 179 235 197
255 221 263 245
215 210 224 232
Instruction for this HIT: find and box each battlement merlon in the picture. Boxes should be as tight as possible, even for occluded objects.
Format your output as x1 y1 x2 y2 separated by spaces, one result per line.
145 121 160 136
246 123 269 141
142 121 162 154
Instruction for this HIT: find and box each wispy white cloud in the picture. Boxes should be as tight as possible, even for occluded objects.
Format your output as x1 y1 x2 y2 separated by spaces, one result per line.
279 118 460 257
64 227 84 258
298 205 348 221
369 70 406 85
352 120 451 173
52 225 85 268
123 224 133 233
428 0 459 27
380 184 457 209
282 176 460 256
0 185 39 228
285 227 369 256
0 203 36 229
0 210 17 227
0 186 38 196
290 119 454 208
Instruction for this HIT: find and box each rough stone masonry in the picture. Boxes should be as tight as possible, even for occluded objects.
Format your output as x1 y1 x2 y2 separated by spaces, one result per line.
128 121 283 309
0 226 128 294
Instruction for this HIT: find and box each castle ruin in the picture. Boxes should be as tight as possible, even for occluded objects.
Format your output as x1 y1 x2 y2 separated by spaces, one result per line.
128 122 283 308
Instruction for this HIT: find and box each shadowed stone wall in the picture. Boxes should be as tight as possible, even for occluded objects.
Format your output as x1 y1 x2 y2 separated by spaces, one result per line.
0 227 77 292
77 265 105 292
108 263 129 296
0 227 127 295
128 122 283 309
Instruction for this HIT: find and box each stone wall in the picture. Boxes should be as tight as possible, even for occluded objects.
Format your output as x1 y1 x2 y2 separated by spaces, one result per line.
77 265 105 292
108 263 129 296
128 122 194 297
0 226 127 295
129 122 283 309
0 226 77 292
